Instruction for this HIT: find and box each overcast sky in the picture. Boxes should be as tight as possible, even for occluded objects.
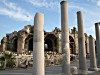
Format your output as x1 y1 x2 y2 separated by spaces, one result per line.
0 0 100 42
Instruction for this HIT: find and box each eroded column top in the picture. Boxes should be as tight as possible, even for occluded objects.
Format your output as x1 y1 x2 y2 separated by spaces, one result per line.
60 1 67 4
34 12 44 30
77 11 82 14
95 22 100 25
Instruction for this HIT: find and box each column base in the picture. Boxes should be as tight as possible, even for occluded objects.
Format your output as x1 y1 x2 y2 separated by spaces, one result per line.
88 68 99 71
97 65 100 68
61 73 72 75
71 66 78 75
78 69 87 75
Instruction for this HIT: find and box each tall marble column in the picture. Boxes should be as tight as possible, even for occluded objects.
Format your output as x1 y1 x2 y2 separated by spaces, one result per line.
77 11 87 74
33 13 45 75
95 22 100 68
60 1 71 75
88 35 98 71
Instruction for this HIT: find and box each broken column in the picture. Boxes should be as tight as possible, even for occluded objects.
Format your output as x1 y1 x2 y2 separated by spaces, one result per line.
88 35 98 71
95 22 100 68
33 13 45 75
77 11 87 74
60 1 71 75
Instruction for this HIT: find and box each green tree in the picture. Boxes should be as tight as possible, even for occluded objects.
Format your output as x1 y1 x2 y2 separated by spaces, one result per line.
0 52 16 69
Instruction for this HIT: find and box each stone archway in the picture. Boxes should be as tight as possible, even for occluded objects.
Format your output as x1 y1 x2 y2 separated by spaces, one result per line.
28 38 33 51
44 34 57 52
45 39 53 51
69 36 75 54
13 38 18 52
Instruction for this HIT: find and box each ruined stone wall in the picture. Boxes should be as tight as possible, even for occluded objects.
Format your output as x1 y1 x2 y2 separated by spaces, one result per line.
1 25 91 55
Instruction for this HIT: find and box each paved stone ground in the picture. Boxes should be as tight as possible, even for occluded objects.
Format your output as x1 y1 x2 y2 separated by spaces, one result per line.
0 65 62 75
0 59 100 75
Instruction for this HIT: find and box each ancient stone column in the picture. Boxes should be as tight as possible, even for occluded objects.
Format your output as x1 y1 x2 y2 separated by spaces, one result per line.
75 34 79 54
57 33 62 53
17 30 27 53
95 22 100 68
1 37 7 52
60 1 71 75
33 13 45 75
86 38 90 54
88 35 98 71
77 11 87 74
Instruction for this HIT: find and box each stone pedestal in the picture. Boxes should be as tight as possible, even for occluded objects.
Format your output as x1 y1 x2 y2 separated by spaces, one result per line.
60 1 71 75
33 13 45 75
88 35 98 71
77 11 87 74
95 22 100 68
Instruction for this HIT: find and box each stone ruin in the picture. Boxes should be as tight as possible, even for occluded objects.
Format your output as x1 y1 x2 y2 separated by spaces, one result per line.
0 25 91 55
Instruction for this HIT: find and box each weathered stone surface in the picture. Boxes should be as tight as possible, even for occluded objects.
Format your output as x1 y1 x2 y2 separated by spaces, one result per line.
17 30 28 53
1 37 7 51
23 26 31 33
95 22 100 68
71 66 78 75
33 13 45 75
60 1 71 75
77 11 87 74
57 33 62 53
1 25 87 55
88 35 98 71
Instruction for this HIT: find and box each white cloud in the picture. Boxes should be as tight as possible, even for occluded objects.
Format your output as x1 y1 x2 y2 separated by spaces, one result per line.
1 0 21 11
0 0 33 21
97 0 100 6
88 0 100 6
26 0 59 9
0 7 32 21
